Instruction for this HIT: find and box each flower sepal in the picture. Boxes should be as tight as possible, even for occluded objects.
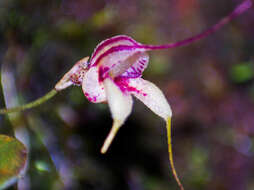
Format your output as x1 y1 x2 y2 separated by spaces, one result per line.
55 56 89 91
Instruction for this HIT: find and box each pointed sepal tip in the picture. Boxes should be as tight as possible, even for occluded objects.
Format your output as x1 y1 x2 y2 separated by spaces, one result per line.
167 117 184 190
101 120 122 154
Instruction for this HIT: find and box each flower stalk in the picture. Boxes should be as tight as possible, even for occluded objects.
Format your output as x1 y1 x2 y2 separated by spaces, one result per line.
0 89 57 114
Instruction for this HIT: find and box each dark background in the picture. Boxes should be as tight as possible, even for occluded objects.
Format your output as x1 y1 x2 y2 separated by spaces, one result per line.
0 0 254 190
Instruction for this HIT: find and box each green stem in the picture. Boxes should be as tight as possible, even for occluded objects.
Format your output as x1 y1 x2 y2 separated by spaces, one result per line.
0 89 58 114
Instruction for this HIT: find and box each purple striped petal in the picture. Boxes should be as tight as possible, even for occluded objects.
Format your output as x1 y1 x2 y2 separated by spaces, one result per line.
95 46 147 81
92 45 143 67
120 52 149 78
90 35 140 66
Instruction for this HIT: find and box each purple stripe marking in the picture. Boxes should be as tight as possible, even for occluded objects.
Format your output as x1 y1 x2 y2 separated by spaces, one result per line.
139 61 145 65
92 45 143 67
90 35 139 62
132 67 137 72
121 73 140 78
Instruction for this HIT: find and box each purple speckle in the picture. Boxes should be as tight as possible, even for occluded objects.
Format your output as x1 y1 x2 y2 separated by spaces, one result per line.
98 66 110 82
114 77 142 95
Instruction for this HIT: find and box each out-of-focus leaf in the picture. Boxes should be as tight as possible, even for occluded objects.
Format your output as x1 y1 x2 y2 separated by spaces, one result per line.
57 20 84 39
91 6 116 28
0 134 28 190
230 62 254 83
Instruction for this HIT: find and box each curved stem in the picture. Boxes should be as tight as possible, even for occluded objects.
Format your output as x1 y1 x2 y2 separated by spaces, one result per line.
0 89 58 114
140 0 252 50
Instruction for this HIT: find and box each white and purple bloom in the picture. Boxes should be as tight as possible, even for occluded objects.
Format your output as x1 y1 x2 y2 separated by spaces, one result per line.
55 35 183 189
55 35 173 150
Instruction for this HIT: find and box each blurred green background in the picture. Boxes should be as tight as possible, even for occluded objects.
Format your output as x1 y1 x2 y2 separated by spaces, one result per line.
0 0 254 190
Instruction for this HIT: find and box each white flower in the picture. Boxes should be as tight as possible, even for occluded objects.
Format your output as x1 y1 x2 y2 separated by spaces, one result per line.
55 35 182 189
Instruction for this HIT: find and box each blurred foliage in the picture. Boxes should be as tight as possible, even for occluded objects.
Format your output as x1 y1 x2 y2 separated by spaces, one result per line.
0 0 254 190
0 135 27 190
230 62 254 83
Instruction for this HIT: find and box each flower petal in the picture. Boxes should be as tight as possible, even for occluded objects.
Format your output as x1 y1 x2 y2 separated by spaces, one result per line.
82 67 106 103
101 78 133 153
127 78 184 190
127 78 172 120
109 51 149 78
96 48 144 81
55 57 89 91
90 35 139 66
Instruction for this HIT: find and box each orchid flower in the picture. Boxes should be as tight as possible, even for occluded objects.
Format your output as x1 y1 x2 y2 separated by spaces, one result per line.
55 35 183 189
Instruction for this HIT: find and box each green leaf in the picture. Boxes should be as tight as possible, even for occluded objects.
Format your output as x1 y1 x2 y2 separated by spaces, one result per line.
0 135 28 190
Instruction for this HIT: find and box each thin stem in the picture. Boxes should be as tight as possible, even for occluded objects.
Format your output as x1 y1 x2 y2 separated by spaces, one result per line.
0 89 58 114
140 0 252 50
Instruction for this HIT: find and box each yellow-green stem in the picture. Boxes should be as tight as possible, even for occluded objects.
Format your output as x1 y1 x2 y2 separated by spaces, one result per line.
167 117 184 190
0 89 58 114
